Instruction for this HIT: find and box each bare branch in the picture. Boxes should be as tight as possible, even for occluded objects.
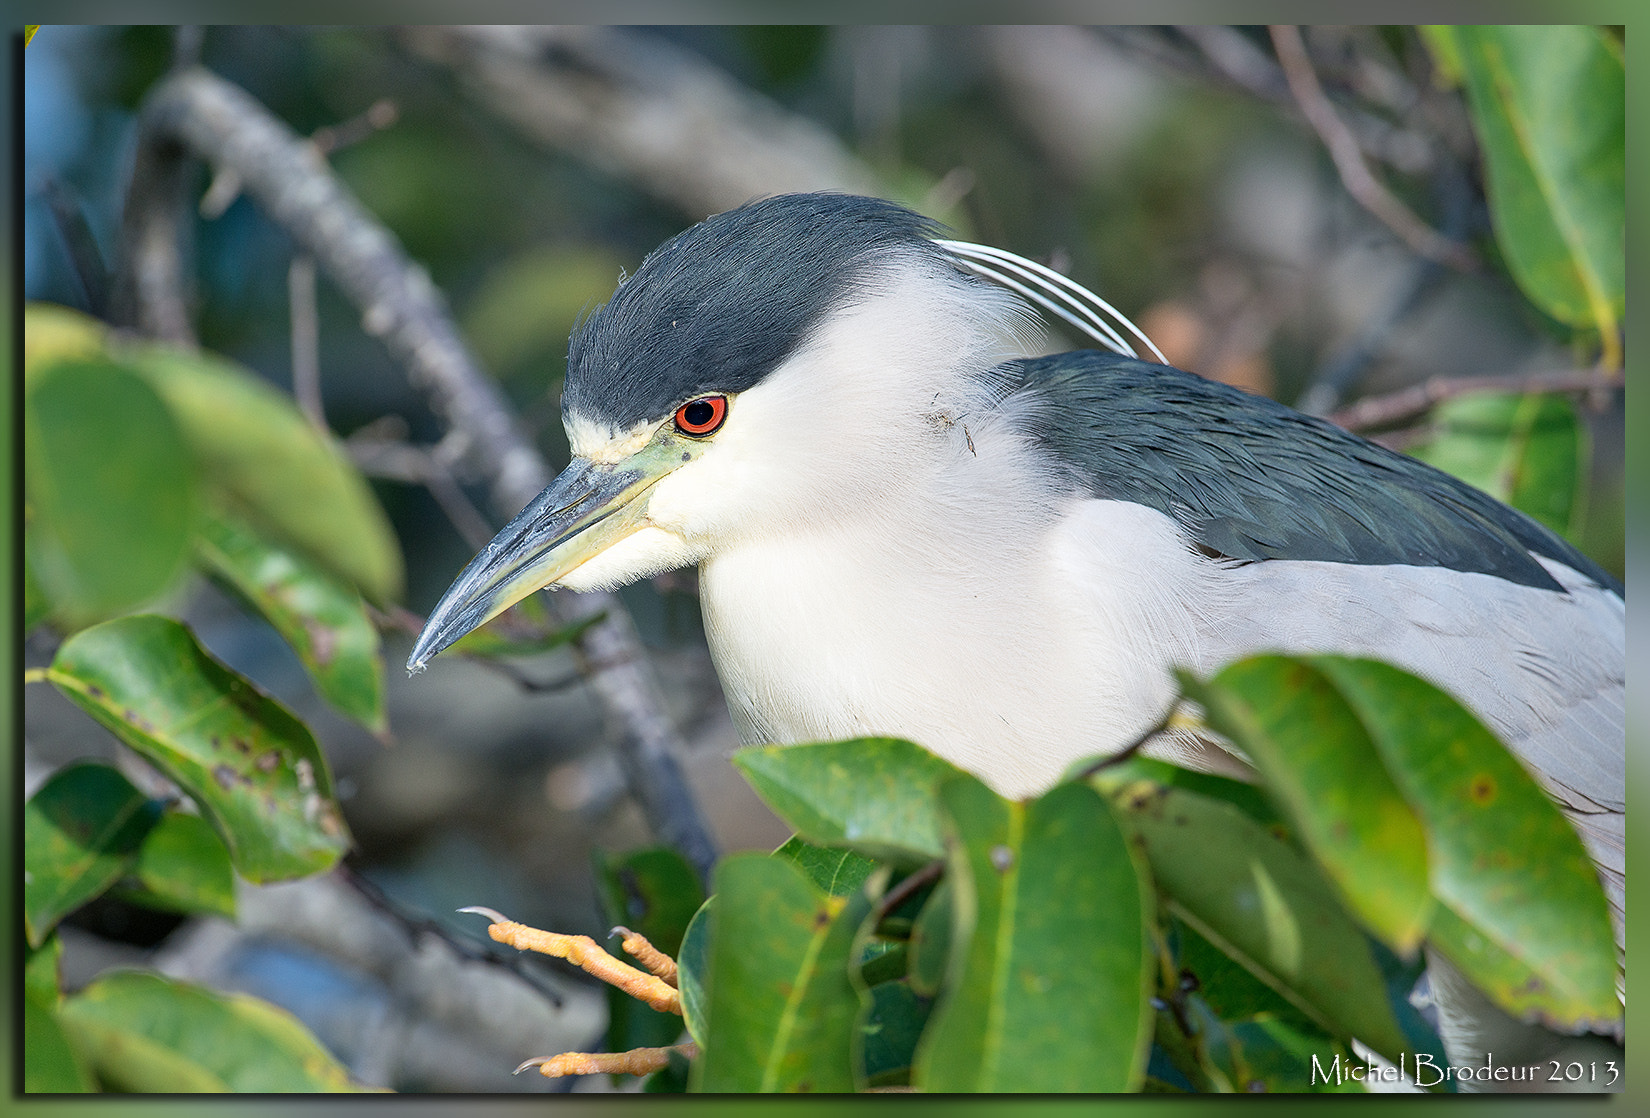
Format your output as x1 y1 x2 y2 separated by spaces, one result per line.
114 115 198 345
121 65 720 883
40 179 111 317
310 97 399 157
348 430 497 549
1269 25 1478 273
1329 368 1624 433
397 25 883 218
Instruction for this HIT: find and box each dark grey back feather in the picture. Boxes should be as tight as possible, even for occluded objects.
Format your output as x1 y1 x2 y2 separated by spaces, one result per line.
565 194 945 430
1010 352 1618 594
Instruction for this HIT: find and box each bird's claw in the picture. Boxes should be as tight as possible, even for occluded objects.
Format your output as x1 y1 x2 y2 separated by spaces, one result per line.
464 905 688 1079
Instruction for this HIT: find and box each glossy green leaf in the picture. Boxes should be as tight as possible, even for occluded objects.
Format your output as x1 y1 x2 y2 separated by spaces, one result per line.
906 876 953 999
127 346 403 603
676 898 712 1048
1174 918 1317 1035
24 358 199 627
1100 777 1411 1063
1409 392 1586 537
126 810 238 919
773 836 879 898
915 777 1152 1092
23 302 108 387
24 997 95 1093
1170 923 1370 1093
733 738 968 865
1311 658 1619 1030
46 616 351 883
24 763 160 947
594 847 704 1055
26 935 66 1007
1432 26 1623 336
196 513 386 733
694 853 866 1092
58 971 359 1091
858 980 931 1088
1183 657 1433 955
1218 1014 1365 1094
1072 754 1288 835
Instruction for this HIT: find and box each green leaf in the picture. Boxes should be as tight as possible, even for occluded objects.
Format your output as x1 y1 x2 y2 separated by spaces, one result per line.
676 898 712 1048
125 810 238 920
1434 26 1624 338
1170 922 1373 1093
1218 1014 1366 1094
1101 776 1411 1063
127 345 403 603
1310 658 1620 1030
594 847 705 1055
1183 657 1433 955
24 997 95 1093
23 302 109 386
1417 26 1463 86
1174 918 1317 1035
733 738 968 865
1071 754 1288 835
773 836 879 898
58 970 359 1091
46 616 351 883
857 980 932 1088
694 853 866 1092
906 876 953 998
195 513 386 733
24 358 200 627
26 935 66 1009
915 777 1152 1092
24 763 160 947
1409 391 1586 537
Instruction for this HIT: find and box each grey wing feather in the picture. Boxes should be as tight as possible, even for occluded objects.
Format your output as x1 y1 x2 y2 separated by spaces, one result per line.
1007 352 1624 933
1006 351 1619 594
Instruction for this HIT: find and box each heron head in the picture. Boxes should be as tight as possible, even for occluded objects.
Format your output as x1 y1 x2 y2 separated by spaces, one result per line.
406 194 1031 671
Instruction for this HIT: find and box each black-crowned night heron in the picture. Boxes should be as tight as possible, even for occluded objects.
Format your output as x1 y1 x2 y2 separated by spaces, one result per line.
408 193 1623 1076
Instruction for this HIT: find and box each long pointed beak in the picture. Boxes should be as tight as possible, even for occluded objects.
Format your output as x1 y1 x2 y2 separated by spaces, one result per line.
406 456 657 672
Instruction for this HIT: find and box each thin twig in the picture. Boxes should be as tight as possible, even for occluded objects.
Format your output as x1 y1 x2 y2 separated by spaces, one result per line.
1329 368 1624 433
41 179 111 316
288 254 325 430
335 862 566 1009
310 98 399 157
346 433 497 550
1071 704 1183 783
368 602 631 696
875 859 944 926
1269 25 1478 273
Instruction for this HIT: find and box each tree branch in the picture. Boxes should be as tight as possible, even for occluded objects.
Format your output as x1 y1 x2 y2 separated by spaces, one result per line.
1328 367 1624 433
1269 25 1478 273
119 64 719 883
396 25 884 219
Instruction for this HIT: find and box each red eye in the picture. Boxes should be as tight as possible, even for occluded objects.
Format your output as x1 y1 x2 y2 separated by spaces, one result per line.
674 395 728 437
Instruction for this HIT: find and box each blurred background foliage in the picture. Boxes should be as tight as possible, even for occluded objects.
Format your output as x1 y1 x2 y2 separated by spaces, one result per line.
21 24 1624 1093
